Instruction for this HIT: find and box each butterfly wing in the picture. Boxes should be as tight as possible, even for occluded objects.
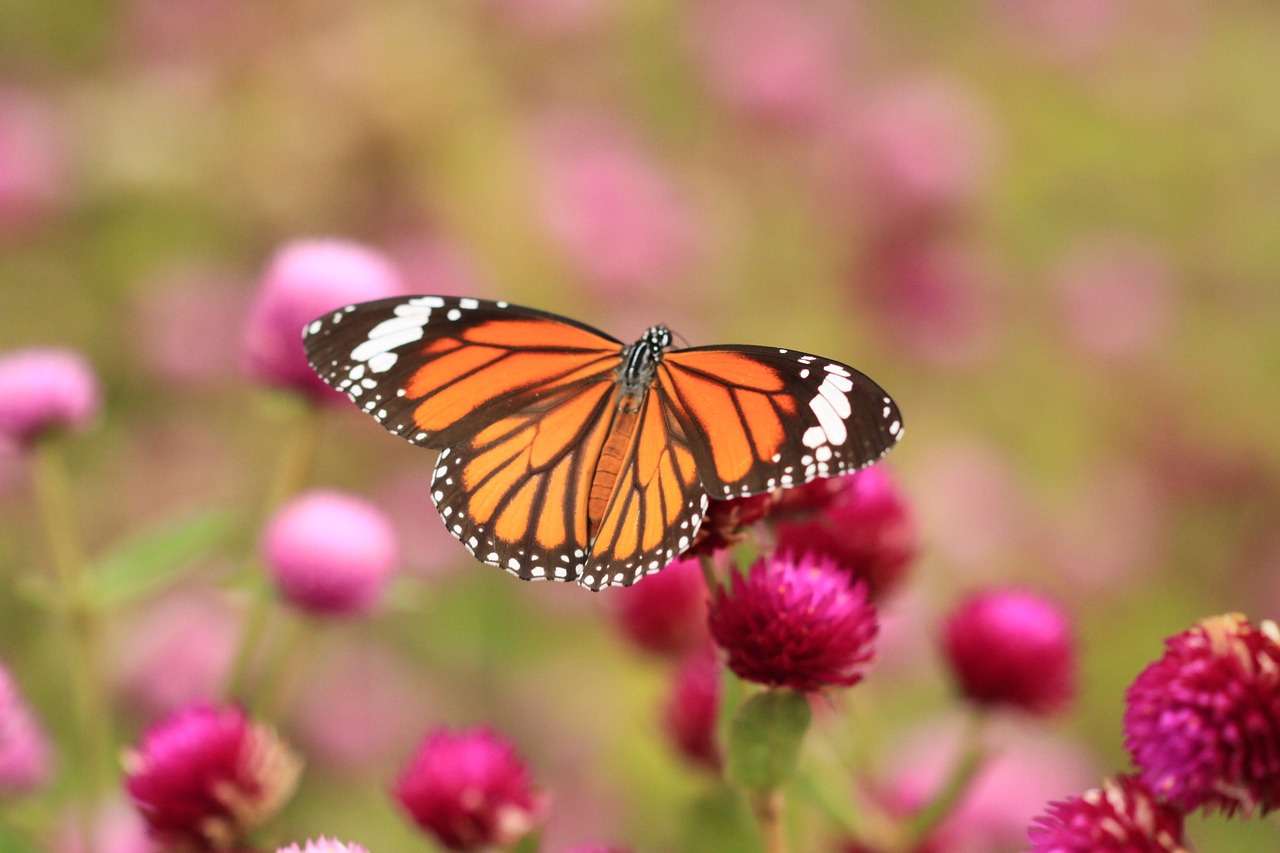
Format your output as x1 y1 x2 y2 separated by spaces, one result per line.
304 296 626 581
657 345 902 499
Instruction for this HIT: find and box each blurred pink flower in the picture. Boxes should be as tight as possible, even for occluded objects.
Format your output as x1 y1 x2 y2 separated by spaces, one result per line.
987 0 1130 65
55 800 158 853
532 114 701 297
612 557 709 658
690 0 854 128
0 88 72 239
487 0 614 39
120 0 271 67
858 231 1002 368
1053 235 1177 362
662 644 722 772
290 641 426 771
115 589 239 719
0 348 101 447
0 663 52 796
241 239 406 401
132 267 251 385
840 77 998 224
375 471 470 580
262 489 400 617
891 718 1098 853
276 839 369 853
387 233 489 298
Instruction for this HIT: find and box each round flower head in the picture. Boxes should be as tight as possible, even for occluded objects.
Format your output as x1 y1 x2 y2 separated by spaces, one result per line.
262 490 399 617
277 839 369 853
662 644 722 772
1123 613 1280 817
0 348 101 447
613 557 709 657
124 704 301 850
394 726 545 851
1027 775 1188 853
0 663 51 796
773 467 917 600
942 587 1075 716
241 239 405 400
707 553 878 692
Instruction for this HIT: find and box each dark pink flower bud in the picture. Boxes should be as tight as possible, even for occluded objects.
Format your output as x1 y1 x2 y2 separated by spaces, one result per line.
0 663 52 796
394 726 545 851
276 840 369 853
943 588 1076 716
662 644 722 772
0 348 101 446
773 467 917 600
708 553 878 692
124 705 301 850
613 557 709 657
1124 613 1280 817
262 490 400 617
241 240 405 400
1027 775 1188 853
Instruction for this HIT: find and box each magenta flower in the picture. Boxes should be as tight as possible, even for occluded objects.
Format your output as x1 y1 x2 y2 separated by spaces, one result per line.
686 492 776 558
1123 613 1280 817
241 239 405 400
942 587 1076 716
662 644 722 772
394 726 545 851
276 840 369 853
0 663 51 796
708 553 878 692
613 557 709 657
1027 775 1188 853
0 348 101 447
262 490 400 617
124 704 301 850
773 467 917 600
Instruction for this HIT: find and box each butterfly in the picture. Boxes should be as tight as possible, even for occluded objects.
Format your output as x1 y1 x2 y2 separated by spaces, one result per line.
303 296 902 590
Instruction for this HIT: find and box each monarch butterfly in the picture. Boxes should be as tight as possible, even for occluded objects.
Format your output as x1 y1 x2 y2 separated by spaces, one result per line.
303 296 902 590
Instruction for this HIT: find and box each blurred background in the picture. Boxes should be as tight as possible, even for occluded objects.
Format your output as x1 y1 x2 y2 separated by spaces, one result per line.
2 0 1279 850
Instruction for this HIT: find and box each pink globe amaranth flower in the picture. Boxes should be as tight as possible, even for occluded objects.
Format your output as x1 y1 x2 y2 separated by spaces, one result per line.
613 557 709 657
394 726 546 852
686 491 776 557
0 348 101 447
531 113 701 297
943 588 1076 716
54 799 159 853
1123 613 1280 817
262 490 400 617
690 0 852 129
708 553 878 692
276 839 369 853
773 467 917 600
1027 774 1188 853
0 663 52 796
241 239 406 400
0 88 72 239
663 644 722 772
124 705 302 850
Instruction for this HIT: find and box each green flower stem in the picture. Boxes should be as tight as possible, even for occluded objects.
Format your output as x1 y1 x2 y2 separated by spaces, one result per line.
225 399 324 704
903 708 988 849
698 554 720 592
31 439 110 851
256 614 319 719
750 789 787 853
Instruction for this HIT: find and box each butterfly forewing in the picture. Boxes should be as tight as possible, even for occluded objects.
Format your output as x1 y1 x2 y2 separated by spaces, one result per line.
657 345 902 499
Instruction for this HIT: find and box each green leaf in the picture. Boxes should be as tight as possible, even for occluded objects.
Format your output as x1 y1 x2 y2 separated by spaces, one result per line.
86 511 230 607
727 689 812 793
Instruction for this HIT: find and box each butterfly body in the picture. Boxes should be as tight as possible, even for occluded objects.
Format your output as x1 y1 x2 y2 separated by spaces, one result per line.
304 296 902 590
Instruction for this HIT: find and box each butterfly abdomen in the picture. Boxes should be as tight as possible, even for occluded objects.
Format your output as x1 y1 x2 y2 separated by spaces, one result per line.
587 390 644 535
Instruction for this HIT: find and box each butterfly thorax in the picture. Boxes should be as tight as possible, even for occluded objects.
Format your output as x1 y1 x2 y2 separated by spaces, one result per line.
617 325 673 397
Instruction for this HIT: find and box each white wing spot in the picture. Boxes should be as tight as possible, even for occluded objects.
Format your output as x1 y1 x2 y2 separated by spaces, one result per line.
802 425 825 448
459 298 479 309
447 308 462 321
809 393 848 445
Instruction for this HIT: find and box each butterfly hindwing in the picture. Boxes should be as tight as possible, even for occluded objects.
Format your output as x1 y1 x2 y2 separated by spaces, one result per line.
657 345 902 499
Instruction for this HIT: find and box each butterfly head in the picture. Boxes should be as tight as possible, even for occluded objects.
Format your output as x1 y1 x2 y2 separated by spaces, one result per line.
619 325 674 392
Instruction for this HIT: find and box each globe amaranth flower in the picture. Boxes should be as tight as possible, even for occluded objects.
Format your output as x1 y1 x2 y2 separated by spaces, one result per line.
124 704 301 850
773 467 917 600
276 839 369 853
613 557 709 657
1027 774 1188 853
0 348 101 447
0 662 52 796
241 239 405 400
662 644 722 772
707 552 878 692
1123 613 1280 817
942 587 1075 716
394 726 545 851
262 490 400 617
686 492 776 558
